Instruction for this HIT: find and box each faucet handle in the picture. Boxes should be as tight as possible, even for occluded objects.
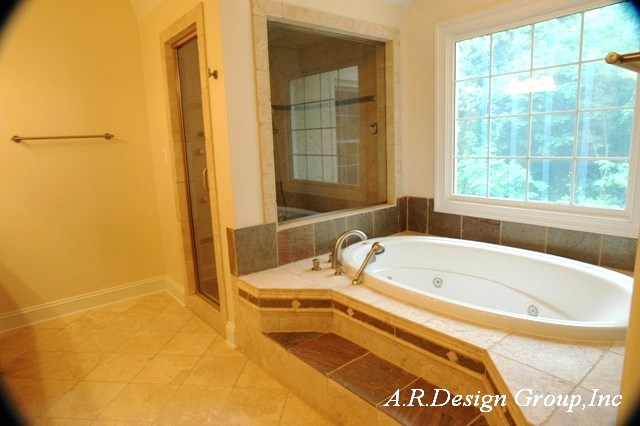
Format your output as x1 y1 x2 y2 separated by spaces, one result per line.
311 258 321 271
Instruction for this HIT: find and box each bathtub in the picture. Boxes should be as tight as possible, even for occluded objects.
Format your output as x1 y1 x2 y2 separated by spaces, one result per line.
340 236 633 341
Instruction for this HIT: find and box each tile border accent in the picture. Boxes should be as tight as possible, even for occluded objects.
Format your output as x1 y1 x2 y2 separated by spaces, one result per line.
333 301 395 336
238 290 333 310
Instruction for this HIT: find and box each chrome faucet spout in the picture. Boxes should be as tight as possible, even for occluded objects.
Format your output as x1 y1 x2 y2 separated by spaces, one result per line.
352 242 385 285
330 229 367 275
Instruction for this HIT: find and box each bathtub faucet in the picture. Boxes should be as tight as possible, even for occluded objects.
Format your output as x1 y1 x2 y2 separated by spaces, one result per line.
331 229 367 275
352 242 385 286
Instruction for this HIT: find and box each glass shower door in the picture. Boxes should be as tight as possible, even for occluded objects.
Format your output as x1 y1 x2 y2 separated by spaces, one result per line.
176 37 220 304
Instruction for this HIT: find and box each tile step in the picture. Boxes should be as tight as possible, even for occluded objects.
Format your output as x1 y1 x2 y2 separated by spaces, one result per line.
266 331 489 425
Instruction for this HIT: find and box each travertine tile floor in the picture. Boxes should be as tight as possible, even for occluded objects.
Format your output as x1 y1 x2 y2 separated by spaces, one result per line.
0 292 333 425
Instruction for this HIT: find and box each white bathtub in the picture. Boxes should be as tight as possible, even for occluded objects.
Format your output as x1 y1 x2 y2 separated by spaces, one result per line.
341 236 633 341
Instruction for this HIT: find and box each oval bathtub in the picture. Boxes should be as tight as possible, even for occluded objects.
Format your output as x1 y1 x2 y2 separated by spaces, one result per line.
341 236 632 341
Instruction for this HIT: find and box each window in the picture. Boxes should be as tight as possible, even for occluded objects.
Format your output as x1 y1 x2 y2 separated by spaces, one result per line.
436 0 640 237
289 66 361 185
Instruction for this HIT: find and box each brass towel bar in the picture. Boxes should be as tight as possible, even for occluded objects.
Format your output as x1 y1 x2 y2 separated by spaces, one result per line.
605 51 640 73
11 133 114 143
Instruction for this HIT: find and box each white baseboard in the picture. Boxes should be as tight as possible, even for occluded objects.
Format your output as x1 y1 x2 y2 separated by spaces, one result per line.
164 276 187 306
0 276 185 333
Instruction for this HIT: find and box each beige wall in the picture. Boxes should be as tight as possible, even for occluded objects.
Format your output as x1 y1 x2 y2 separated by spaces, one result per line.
0 0 163 316
402 0 513 198
218 0 264 229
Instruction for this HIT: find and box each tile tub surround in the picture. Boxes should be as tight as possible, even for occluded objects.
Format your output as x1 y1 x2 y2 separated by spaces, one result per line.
228 201 407 275
228 194 635 274
404 197 637 272
235 258 624 425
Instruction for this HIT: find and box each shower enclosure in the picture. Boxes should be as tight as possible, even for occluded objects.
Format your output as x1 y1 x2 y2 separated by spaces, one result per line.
267 23 387 222
175 37 220 304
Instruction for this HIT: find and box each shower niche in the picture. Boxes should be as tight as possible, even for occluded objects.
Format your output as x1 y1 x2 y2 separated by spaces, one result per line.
267 23 388 222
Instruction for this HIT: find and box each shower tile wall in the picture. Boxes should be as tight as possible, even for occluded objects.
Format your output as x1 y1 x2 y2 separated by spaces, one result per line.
407 196 637 272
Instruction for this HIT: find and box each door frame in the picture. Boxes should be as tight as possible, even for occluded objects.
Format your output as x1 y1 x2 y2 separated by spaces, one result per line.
160 4 229 336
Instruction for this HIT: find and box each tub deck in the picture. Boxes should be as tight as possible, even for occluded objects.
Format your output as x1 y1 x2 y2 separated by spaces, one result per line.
237 254 624 425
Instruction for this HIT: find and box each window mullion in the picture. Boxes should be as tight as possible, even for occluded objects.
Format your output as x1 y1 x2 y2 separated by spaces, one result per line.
569 11 586 207
486 34 494 198
525 23 536 202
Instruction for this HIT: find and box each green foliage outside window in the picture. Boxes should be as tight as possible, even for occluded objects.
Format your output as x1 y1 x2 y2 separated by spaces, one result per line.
454 1 639 209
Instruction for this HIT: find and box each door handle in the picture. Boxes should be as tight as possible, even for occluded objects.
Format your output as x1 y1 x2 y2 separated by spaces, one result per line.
202 168 209 191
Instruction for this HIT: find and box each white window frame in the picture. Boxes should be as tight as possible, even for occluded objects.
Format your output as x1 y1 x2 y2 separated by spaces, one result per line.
435 0 640 238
